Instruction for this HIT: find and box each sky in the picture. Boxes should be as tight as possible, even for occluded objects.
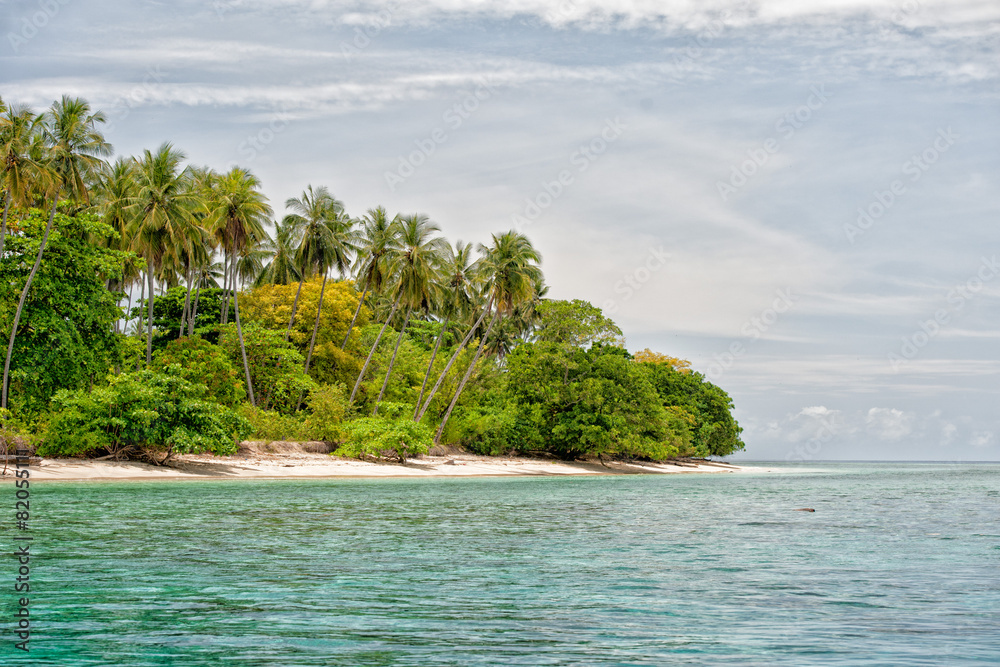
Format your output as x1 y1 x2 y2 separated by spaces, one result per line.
2 0 999 461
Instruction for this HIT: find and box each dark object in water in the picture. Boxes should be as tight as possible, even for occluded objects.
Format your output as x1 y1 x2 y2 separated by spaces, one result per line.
794 508 816 512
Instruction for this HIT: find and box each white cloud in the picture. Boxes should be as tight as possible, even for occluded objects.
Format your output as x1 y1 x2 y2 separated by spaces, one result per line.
865 407 913 441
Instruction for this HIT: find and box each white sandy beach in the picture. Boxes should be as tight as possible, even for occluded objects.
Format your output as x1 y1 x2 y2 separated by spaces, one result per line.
5 443 773 481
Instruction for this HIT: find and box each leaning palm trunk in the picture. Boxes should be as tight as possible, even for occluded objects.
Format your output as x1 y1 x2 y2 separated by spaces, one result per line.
145 262 155 366
233 287 255 406
122 288 133 337
188 282 202 336
349 293 402 404
373 309 411 415
284 278 305 342
413 316 449 420
293 274 329 412
415 297 493 422
2 195 59 409
179 267 193 339
303 274 328 374
341 280 369 349
434 310 499 444
0 189 11 257
220 251 231 325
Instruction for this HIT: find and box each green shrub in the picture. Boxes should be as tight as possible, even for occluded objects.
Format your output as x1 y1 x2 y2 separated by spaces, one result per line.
39 368 251 461
303 384 349 442
238 405 311 442
152 336 246 405
335 403 431 463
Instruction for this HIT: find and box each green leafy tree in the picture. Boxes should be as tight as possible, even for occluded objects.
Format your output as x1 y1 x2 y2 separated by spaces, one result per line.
41 367 251 462
217 322 317 415
151 336 246 406
336 403 431 463
639 362 745 456
3 96 111 409
0 209 133 414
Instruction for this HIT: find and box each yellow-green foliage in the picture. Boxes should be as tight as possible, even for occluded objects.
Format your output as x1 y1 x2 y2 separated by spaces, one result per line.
302 384 349 442
241 278 369 386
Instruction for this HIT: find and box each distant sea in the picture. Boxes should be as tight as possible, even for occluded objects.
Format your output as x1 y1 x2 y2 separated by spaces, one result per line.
10 462 1000 665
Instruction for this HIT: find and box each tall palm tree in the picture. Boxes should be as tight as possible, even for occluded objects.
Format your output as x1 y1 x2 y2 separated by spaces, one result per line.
433 231 542 443
280 185 343 341
126 143 199 365
341 206 398 349
203 166 272 406
3 96 110 409
370 214 447 414
255 217 301 287
413 240 479 419
94 157 138 333
188 257 223 336
0 102 48 257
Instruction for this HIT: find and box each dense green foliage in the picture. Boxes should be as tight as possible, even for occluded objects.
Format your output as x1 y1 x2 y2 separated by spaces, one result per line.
0 208 134 413
1 93 746 463
40 368 251 460
151 336 246 406
336 403 432 463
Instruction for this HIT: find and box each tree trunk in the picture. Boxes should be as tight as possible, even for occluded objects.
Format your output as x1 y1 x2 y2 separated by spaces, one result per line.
145 262 155 367
349 293 401 404
123 286 133 336
284 278 305 342
413 316 449 420
341 279 369 349
179 266 193 339
415 297 493 422
434 310 499 444
303 273 328 375
373 309 411 415
233 287 255 406
0 189 11 258
2 195 58 409
188 282 202 336
134 272 147 370
220 250 230 324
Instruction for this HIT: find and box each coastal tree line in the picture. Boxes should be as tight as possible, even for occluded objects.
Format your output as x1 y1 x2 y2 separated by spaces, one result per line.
0 94 744 463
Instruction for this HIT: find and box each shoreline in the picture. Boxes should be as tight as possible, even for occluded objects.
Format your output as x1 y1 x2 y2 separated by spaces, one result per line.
7 451 773 482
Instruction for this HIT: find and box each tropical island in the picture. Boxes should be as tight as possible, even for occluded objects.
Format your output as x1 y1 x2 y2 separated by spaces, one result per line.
0 94 745 472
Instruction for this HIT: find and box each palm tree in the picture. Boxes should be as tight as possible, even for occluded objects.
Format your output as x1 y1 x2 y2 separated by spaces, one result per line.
3 96 110 409
433 231 542 443
188 257 224 336
341 206 398 349
370 214 447 414
94 157 137 333
126 143 199 365
413 240 479 419
203 167 272 406
280 185 343 341
255 217 301 287
0 102 47 257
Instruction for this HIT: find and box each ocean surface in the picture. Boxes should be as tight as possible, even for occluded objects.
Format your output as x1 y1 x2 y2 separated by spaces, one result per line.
7 462 1000 665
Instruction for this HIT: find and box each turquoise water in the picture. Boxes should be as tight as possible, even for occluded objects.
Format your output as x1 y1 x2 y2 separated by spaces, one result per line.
6 462 1000 665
